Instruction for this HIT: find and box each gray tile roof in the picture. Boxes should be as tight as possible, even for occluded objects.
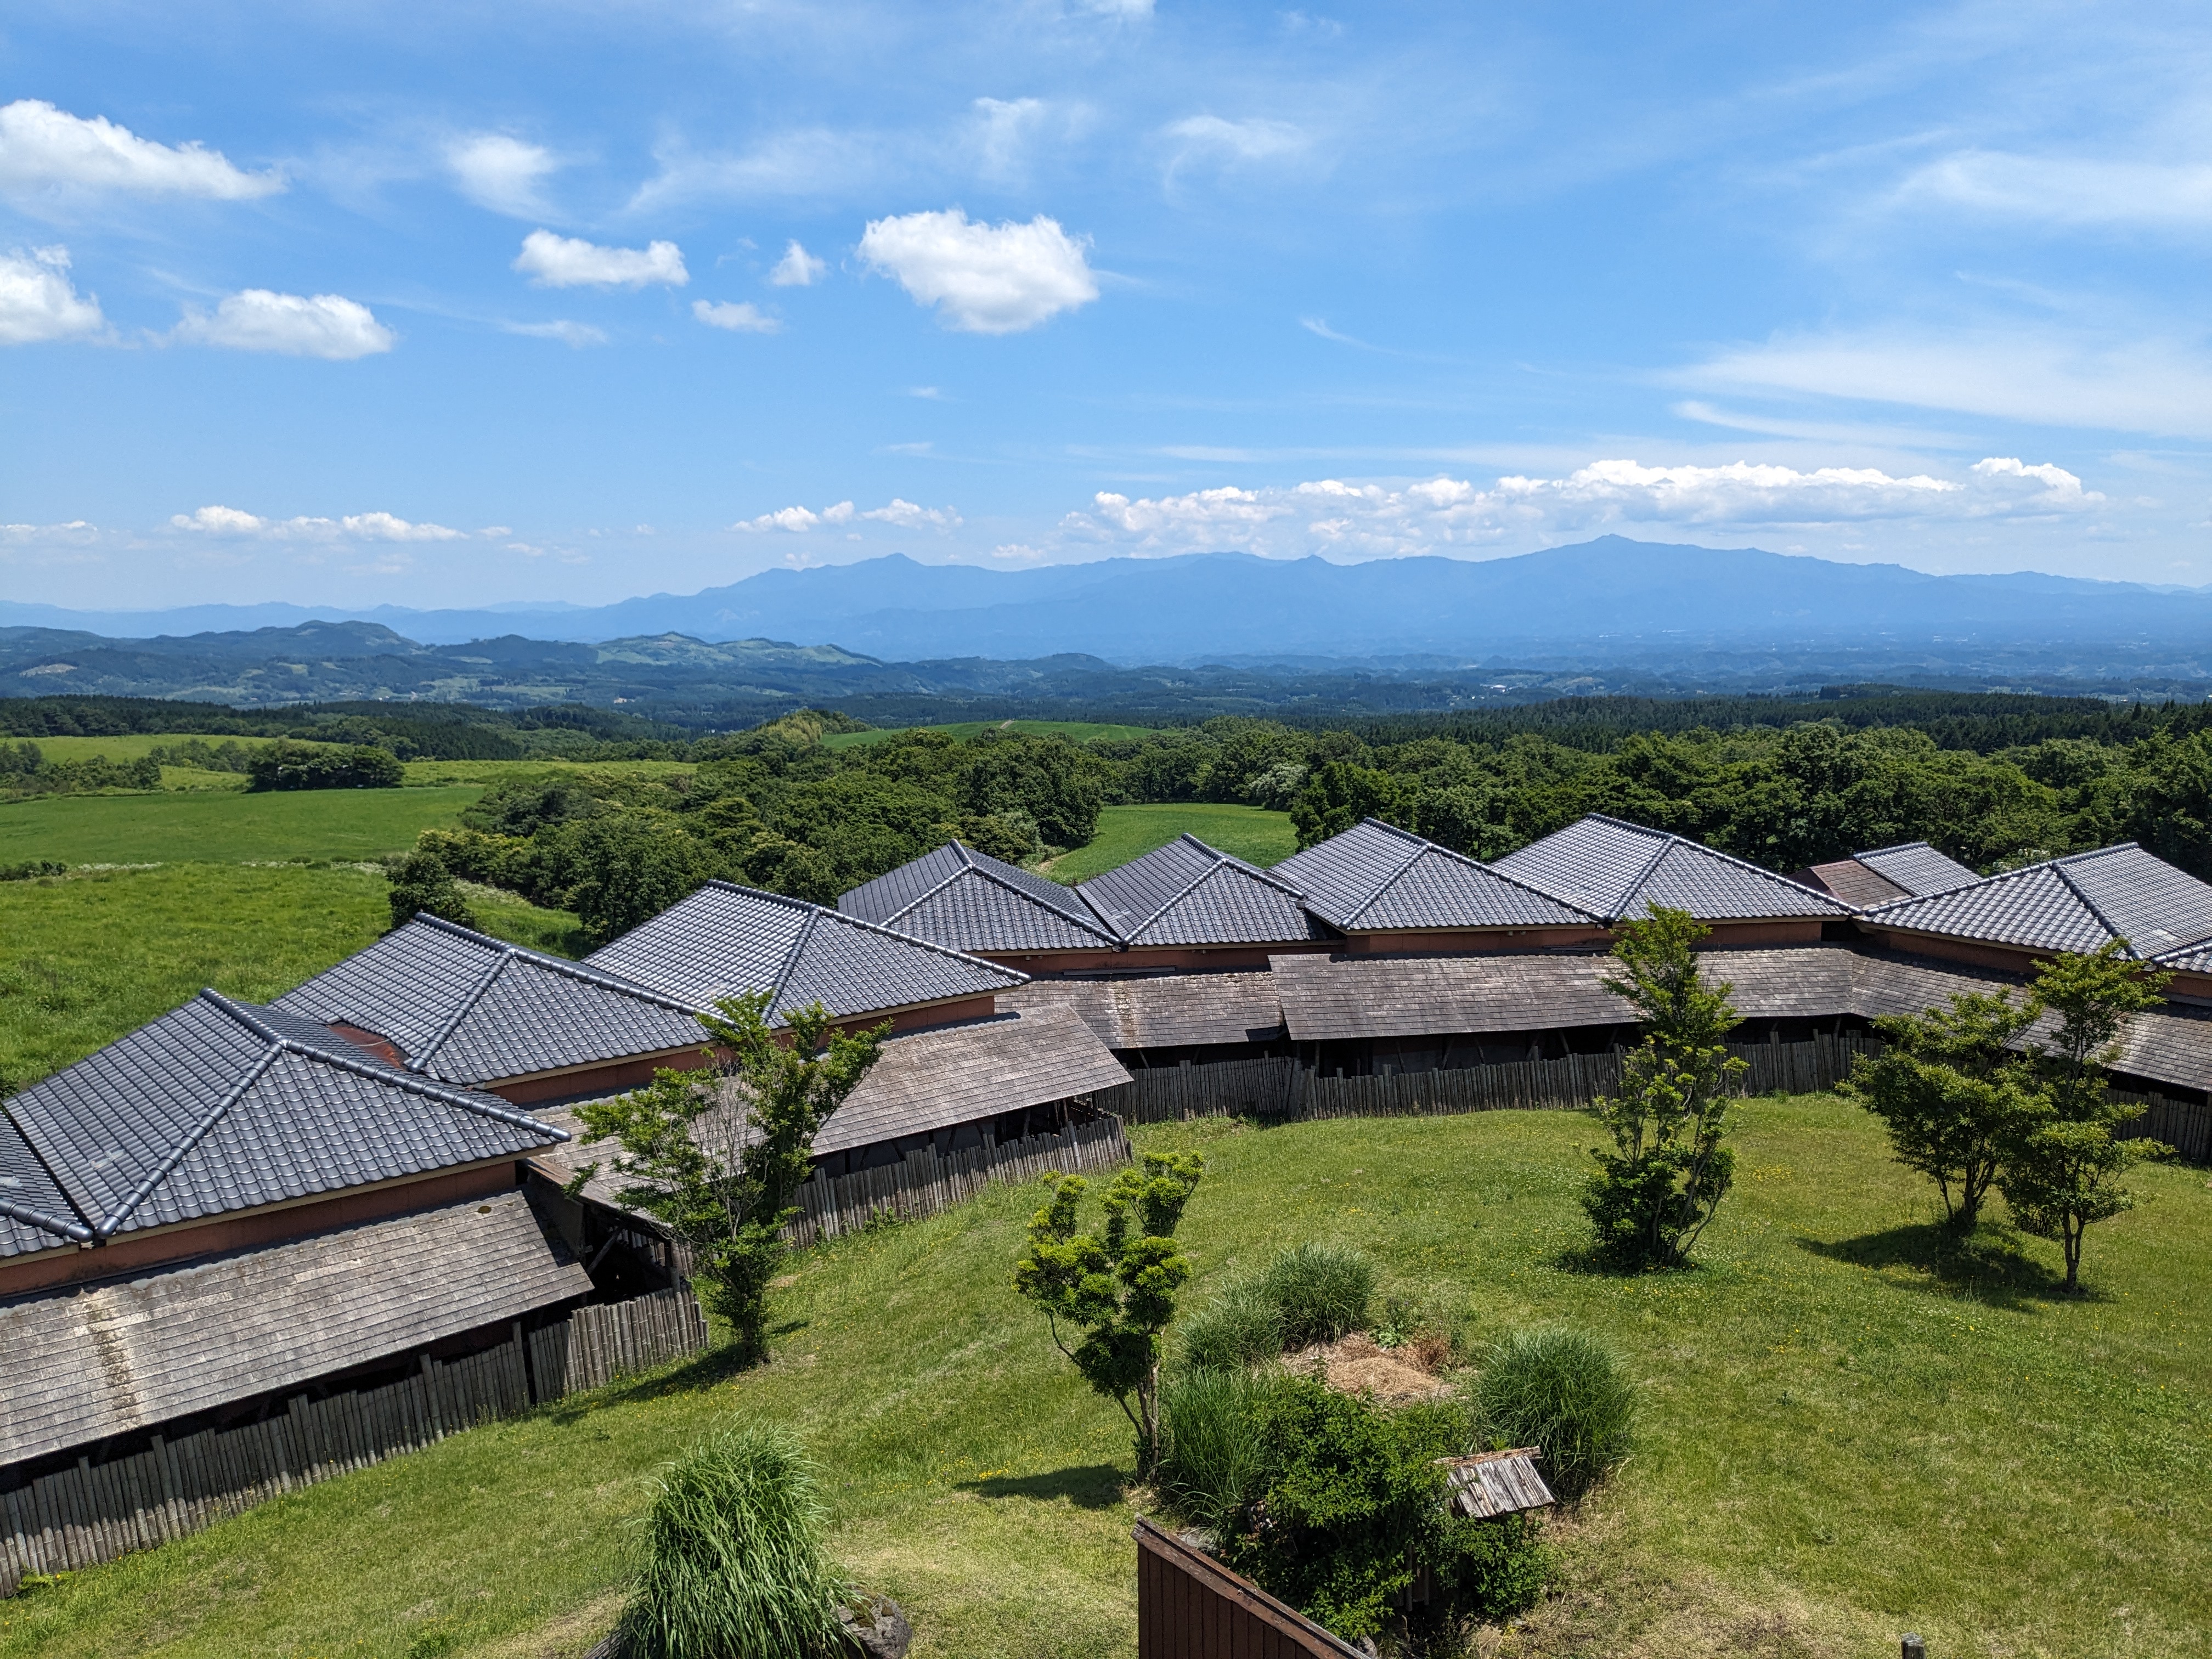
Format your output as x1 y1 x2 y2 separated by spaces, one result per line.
838 841 1120 955
0 991 567 1260
1005 972 1288 1049
277 916 710 1087
1075 835 1329 948
1492 815 1849 923
1854 842 1980 898
1271 819 1604 933
585 880 1026 1022
0 1190 590 1465
1863 843 2212 960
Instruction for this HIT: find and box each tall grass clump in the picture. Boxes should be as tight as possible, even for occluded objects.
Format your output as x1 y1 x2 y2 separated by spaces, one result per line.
1156 1368 1277 1530
1176 1286 1284 1373
619 1424 848 1659
1257 1241 1375 1347
1471 1328 1636 1497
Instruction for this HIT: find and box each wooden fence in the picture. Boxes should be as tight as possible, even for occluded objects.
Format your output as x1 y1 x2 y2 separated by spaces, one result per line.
786 1115 1132 1246
0 1287 707 1598
1104 1057 1301 1125
2112 1088 2212 1163
1134 1516 1364 1659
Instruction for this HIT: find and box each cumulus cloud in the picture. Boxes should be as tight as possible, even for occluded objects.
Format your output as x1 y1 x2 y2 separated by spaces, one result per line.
0 246 106 344
733 498 960 533
769 240 827 286
858 208 1096 334
514 229 687 289
502 319 607 347
170 505 463 540
692 299 780 333
171 289 394 359
1081 486 1291 540
0 100 282 200
445 133 560 217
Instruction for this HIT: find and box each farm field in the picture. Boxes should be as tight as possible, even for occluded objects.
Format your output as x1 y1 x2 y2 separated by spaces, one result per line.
10 734 337 764
822 719 1162 751
4 1096 2204 1659
398 758 698 787
0 864 580 1088
0 785 483 865
1045 801 1297 881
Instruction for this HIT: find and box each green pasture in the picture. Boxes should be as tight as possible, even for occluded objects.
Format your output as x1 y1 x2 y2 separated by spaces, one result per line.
822 719 1162 751
398 758 698 788
1044 802 1297 881
6 1096 2204 1659
10 733 332 764
0 864 579 1088
0 785 482 865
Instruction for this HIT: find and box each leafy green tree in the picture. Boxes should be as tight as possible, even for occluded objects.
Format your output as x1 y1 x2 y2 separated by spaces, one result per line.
958 731 1108 848
577 994 888 1360
1289 760 1410 849
555 815 714 946
2001 945 2171 1290
246 740 404 791
383 845 477 933
1012 1150 1205 1468
1841 990 2039 1231
1581 906 1747 1268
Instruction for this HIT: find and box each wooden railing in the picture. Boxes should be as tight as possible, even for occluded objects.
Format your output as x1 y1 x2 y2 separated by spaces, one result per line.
1 1287 707 1598
1133 1515 1364 1658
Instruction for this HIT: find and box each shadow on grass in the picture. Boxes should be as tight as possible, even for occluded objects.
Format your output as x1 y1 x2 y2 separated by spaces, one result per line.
1797 1222 2096 1308
538 1337 767 1425
956 1463 1127 1510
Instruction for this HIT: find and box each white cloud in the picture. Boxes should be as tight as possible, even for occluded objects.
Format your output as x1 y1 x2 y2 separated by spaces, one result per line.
1686 330 2212 440
0 246 106 344
0 100 282 200
445 133 560 217
629 129 883 213
857 208 1096 334
171 505 462 540
1164 115 1307 165
1898 151 2212 231
172 290 394 359
693 299 780 333
1079 486 1290 543
733 498 958 533
514 229 687 289
768 240 827 286
862 498 961 530
503 319 607 348
972 97 1049 183
1080 0 1154 15
735 504 831 533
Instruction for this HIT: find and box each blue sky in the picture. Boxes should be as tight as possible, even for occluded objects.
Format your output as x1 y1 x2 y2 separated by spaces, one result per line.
3 0 2209 611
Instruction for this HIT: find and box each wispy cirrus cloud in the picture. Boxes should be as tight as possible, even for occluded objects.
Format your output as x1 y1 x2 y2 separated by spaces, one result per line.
445 133 561 217
693 299 779 333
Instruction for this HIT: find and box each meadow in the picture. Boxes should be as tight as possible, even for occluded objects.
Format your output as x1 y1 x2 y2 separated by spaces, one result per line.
0 785 483 865
822 719 1163 751
1044 802 1298 881
2 1096 2203 1659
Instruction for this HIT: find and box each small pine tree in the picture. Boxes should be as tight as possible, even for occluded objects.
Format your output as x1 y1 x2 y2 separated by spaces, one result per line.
1580 906 1746 1268
385 845 477 932
1012 1151 1205 1469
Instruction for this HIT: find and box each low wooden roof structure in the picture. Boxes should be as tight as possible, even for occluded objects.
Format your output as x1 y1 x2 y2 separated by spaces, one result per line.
585 880 1027 1023
1272 818 1603 934
838 841 1121 955
1438 1449 1555 1519
1798 841 1979 909
1005 971 1287 1050
1493 815 1849 923
0 990 568 1263
0 1190 590 1466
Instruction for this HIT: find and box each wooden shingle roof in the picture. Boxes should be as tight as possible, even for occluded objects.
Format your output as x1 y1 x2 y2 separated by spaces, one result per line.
1005 971 1288 1049
0 1190 590 1465
838 842 1120 955
1075 836 1329 948
1864 843 2212 960
1271 819 1603 934
1494 815 1849 923
585 881 1027 1022
0 991 568 1261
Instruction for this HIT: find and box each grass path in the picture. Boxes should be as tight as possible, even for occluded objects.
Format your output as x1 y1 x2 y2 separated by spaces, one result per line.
4 1098 2204 1659
1044 803 1297 882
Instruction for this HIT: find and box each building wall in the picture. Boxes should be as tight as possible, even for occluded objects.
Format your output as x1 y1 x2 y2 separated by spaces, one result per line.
984 942 1336 975
1697 919 1828 948
1339 925 1613 955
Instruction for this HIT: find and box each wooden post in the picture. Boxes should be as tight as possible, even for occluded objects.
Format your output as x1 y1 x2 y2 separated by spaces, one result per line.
1901 1637 1927 1658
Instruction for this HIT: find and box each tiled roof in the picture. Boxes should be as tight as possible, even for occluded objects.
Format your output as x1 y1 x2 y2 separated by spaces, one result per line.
585 880 1025 1022
0 991 566 1259
839 842 1120 955
0 1190 590 1465
1075 836 1328 948
1272 819 1603 933
1854 842 1980 898
1005 972 1287 1049
1863 843 2212 960
277 916 710 1087
1492 815 1849 922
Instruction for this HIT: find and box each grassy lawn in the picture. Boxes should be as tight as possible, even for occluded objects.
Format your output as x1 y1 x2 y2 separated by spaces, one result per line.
399 758 698 788
823 720 1162 751
5 1095 2204 1659
0 865 580 1088
1045 802 1297 881
0 785 483 865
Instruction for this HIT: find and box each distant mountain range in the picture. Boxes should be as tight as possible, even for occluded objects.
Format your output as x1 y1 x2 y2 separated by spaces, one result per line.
10 538 2212 666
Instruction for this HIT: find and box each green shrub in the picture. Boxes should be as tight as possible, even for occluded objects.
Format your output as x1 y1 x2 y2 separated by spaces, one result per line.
1157 1367 1277 1530
618 1424 848 1659
1471 1328 1636 1497
1177 1287 1284 1373
1440 1511 1551 1619
246 740 404 792
0 860 65 882
385 847 477 932
1257 1241 1375 1347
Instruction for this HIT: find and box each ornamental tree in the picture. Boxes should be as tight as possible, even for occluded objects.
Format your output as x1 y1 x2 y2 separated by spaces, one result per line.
1012 1150 1205 1469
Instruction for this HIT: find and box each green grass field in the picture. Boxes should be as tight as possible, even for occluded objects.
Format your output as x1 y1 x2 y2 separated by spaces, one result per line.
0 865 580 1088
822 719 1161 751
10 734 336 764
398 758 698 787
0 785 483 865
5 1096 2202 1659
1044 802 1297 881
